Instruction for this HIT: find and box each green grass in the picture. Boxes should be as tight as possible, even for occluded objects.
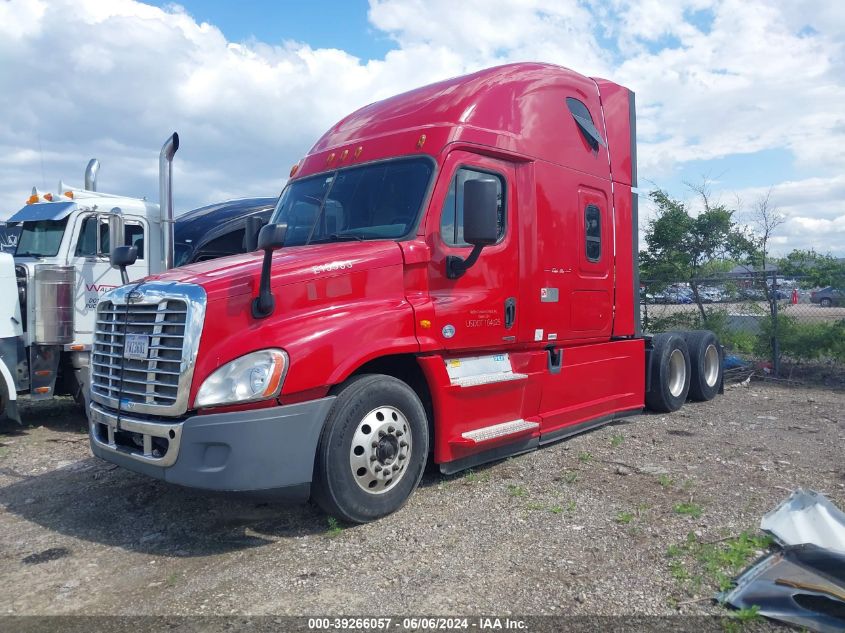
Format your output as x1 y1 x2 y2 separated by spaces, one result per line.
577 451 593 463
463 469 490 484
657 473 674 488
166 572 180 587
549 505 564 514
326 516 343 537
615 511 635 525
721 605 763 632
562 471 579 484
667 531 773 596
507 484 527 498
674 502 704 519
610 433 625 448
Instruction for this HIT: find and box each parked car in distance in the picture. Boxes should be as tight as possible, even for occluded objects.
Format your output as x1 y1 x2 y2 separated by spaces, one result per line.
649 288 693 304
810 286 844 307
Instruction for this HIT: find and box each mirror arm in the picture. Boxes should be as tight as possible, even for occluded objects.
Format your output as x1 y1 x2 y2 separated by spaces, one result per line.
446 244 484 279
119 266 129 285
251 248 275 318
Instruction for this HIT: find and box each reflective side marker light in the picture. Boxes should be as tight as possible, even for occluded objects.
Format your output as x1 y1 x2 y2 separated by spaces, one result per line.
417 134 426 149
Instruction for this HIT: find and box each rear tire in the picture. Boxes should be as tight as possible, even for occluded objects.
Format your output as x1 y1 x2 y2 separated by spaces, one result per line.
680 330 722 401
312 374 429 524
821 298 832 308
645 333 691 413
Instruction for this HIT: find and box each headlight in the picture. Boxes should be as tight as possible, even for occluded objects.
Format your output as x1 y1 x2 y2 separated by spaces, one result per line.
195 349 288 408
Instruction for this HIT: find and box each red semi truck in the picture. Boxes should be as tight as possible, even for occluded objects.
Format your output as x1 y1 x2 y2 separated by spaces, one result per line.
89 63 722 523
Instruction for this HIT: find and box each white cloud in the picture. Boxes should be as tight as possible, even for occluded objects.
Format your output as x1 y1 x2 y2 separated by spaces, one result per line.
0 0 842 255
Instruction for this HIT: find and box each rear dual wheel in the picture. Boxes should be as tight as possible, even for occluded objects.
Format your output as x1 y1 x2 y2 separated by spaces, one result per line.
646 333 691 412
646 330 722 412
311 374 429 524
682 330 722 401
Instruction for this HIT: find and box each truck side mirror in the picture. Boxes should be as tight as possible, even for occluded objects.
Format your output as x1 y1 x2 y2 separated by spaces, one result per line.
107 208 125 255
447 179 499 279
252 223 288 319
244 215 268 252
110 245 138 285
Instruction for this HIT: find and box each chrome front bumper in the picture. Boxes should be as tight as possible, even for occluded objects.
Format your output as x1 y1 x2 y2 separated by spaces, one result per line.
89 402 183 467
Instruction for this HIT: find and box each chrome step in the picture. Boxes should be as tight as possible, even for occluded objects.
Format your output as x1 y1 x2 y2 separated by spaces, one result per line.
452 372 528 388
461 419 539 443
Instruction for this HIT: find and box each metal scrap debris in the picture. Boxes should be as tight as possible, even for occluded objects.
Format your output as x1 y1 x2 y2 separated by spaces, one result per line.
720 489 845 632
762 489 845 554
720 544 845 633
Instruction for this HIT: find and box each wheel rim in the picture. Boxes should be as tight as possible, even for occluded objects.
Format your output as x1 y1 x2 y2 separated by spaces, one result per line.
703 344 719 387
350 406 412 495
668 348 687 398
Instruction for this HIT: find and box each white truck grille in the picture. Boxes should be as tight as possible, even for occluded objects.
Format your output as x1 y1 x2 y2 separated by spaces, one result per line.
91 300 187 408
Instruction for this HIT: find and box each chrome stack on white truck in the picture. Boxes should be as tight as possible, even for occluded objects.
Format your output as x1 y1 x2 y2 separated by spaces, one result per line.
0 134 180 421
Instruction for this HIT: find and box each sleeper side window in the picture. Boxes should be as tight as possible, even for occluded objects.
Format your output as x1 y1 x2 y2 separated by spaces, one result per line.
440 168 506 246
585 204 601 262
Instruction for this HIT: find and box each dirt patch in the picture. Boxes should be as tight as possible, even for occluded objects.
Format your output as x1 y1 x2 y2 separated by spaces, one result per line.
0 383 843 619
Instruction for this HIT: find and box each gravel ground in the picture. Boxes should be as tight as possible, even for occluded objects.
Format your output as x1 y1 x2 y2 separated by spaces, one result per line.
0 381 843 621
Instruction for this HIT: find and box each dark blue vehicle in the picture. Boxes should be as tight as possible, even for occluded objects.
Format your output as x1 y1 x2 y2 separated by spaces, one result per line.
174 197 275 266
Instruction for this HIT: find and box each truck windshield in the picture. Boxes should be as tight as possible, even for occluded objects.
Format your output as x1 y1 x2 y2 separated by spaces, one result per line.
15 218 69 257
271 157 433 246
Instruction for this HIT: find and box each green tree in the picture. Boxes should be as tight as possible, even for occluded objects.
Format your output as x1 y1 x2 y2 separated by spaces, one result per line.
641 187 757 322
778 249 845 288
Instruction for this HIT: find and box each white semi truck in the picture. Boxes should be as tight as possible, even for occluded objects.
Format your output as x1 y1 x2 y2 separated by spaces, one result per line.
0 135 180 421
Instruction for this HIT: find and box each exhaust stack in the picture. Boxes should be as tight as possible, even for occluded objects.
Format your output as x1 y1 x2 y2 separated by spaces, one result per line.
84 158 100 191
159 133 179 270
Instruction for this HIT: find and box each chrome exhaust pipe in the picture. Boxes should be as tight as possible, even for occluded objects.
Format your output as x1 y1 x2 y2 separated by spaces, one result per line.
84 158 100 191
159 133 179 270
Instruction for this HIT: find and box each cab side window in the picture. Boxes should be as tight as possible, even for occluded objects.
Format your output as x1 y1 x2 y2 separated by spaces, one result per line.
440 168 506 246
125 224 144 260
75 216 98 256
75 216 144 259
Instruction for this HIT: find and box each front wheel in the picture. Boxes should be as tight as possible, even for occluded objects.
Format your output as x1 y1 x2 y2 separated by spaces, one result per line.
820 298 832 308
311 374 429 523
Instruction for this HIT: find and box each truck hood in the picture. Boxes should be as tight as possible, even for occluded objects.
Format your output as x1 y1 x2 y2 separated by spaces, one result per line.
143 241 405 300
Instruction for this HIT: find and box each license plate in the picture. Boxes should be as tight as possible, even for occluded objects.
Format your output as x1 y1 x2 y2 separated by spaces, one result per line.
124 333 150 360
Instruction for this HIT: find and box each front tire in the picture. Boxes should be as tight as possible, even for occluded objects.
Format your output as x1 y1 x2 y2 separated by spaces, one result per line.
645 333 691 413
312 374 429 523
821 298 832 308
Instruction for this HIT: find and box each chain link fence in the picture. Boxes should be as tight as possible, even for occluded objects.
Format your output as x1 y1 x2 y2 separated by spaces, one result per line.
641 271 845 380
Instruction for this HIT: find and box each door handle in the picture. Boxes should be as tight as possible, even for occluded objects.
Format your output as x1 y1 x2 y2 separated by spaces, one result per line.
505 297 516 330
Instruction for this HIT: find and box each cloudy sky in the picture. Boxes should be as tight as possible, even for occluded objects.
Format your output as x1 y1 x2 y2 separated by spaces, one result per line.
1 0 843 255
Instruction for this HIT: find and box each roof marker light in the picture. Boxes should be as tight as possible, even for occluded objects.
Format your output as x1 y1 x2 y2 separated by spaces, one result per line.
340 149 349 161
289 162 300 177
44 193 53 201
326 152 336 165
417 134 427 149
354 146 363 159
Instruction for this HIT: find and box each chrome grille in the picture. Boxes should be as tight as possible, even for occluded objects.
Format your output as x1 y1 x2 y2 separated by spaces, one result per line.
92 300 186 408
89 282 206 416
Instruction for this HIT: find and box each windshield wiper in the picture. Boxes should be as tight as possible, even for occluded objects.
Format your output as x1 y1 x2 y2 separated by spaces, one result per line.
14 252 43 258
309 233 365 244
